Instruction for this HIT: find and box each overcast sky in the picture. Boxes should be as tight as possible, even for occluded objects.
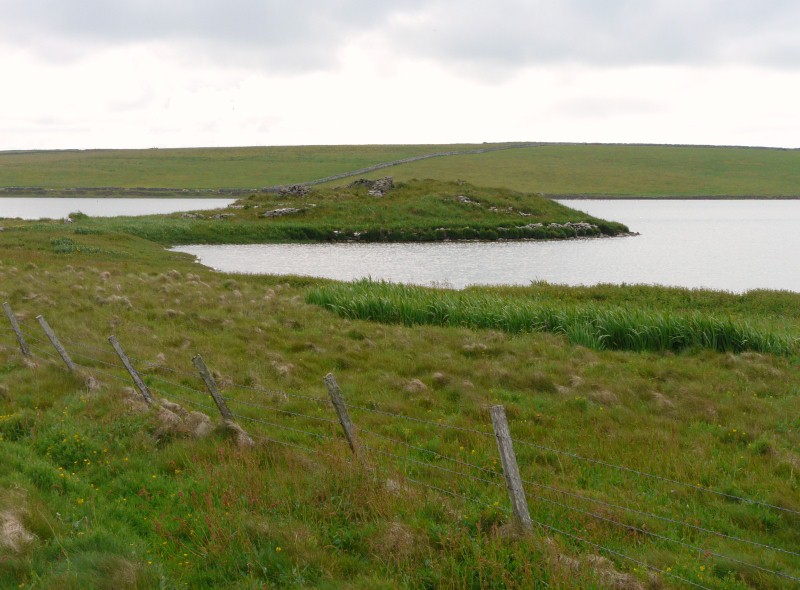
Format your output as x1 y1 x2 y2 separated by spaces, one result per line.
2 0 799 150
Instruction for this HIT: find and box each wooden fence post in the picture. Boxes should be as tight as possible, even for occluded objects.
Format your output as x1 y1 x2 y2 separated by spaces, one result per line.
3 302 31 357
108 335 154 405
36 315 77 372
192 354 253 445
323 373 364 460
490 405 534 534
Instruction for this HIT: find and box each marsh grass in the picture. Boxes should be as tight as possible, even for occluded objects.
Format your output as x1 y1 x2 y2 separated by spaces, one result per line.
306 280 798 356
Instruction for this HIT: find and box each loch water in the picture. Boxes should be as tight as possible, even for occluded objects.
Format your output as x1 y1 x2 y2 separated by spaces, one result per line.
0 197 236 219
173 199 800 293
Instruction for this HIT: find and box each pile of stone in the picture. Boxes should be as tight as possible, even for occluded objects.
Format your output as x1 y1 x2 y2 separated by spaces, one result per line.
552 222 598 234
348 177 394 197
278 184 311 197
261 207 302 218
518 221 599 236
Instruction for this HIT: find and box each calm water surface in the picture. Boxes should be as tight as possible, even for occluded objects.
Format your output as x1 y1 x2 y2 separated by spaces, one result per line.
177 199 800 293
0 197 235 219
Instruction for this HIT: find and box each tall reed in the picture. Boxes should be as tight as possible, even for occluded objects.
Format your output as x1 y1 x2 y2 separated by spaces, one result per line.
306 280 797 355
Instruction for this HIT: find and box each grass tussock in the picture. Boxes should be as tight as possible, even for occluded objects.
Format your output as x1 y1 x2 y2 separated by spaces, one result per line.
306 280 798 356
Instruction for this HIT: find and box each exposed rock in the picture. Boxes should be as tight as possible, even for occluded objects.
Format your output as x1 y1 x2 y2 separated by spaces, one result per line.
181 213 205 219
211 213 236 220
457 195 478 204
261 207 302 218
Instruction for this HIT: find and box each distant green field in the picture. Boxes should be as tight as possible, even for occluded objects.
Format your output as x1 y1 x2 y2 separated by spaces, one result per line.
343 144 800 197
1 143 798 197
0 145 495 190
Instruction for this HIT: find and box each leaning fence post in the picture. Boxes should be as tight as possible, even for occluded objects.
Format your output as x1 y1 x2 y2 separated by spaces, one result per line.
3 302 31 357
324 373 364 460
490 405 533 534
192 354 253 446
36 315 77 372
108 335 154 405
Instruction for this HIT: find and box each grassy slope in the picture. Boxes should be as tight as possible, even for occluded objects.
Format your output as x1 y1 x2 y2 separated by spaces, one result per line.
344 144 800 197
1 224 799 589
2 144 799 197
0 145 496 190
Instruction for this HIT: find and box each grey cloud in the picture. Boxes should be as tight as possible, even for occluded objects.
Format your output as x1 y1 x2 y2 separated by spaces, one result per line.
3 0 800 72
384 0 800 69
1 0 427 69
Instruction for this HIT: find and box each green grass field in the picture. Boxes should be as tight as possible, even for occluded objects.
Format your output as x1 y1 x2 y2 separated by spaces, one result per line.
2 143 799 196
1 222 798 589
0 145 496 190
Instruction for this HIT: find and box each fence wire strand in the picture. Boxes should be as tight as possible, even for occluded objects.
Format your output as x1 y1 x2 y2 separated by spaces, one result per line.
401 474 713 590
512 438 800 517
231 411 335 442
525 479 800 582
362 443 503 489
518 474 800 558
224 396 337 426
229 380 330 406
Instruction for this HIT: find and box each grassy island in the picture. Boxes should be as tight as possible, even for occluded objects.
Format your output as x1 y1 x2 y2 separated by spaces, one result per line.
72 179 629 245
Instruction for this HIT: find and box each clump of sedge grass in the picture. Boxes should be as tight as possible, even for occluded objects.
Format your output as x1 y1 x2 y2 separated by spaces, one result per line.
306 280 798 356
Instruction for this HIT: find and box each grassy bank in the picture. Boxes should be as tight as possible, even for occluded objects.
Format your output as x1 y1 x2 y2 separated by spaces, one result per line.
72 180 630 245
3 143 799 197
1 223 799 588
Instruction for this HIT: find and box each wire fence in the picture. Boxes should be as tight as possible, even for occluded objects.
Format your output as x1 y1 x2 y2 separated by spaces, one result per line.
2 306 799 589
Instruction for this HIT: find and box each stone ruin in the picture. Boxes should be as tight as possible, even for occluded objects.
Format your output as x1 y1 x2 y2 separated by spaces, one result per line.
348 176 394 197
278 184 311 197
